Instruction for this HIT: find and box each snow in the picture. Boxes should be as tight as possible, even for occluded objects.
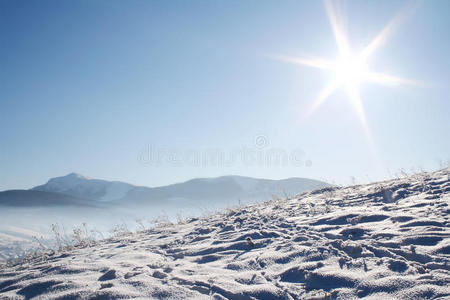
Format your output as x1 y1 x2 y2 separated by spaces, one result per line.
0 169 449 299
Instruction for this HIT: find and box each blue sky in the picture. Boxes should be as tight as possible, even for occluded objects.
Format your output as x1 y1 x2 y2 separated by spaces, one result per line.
1 0 449 190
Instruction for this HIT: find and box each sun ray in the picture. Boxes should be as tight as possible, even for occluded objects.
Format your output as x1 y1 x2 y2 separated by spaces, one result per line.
345 85 377 153
304 81 339 119
346 85 383 174
345 85 367 128
325 0 350 56
364 71 428 87
270 55 335 70
360 3 417 61
361 12 405 60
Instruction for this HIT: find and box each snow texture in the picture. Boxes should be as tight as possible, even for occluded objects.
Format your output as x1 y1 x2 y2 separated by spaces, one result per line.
1 169 449 299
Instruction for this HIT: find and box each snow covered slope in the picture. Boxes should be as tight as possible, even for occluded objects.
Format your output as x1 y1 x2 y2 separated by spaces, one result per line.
1 169 449 299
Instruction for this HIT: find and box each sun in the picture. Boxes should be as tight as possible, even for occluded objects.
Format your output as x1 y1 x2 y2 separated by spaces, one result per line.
332 54 367 87
272 0 424 138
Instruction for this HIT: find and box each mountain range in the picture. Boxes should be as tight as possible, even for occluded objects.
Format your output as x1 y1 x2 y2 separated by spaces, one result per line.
0 173 330 207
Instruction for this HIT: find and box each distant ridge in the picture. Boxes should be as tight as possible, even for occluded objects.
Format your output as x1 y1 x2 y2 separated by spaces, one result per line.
0 173 331 207
0 190 96 207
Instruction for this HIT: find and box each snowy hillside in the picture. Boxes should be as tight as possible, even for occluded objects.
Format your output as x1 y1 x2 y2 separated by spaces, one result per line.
0 169 449 299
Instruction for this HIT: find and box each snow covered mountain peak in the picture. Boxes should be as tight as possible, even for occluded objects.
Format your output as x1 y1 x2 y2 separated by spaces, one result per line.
64 172 91 180
32 173 135 202
36 173 96 191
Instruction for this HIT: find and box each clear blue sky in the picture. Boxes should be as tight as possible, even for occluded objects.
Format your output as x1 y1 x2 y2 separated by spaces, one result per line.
1 0 449 190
